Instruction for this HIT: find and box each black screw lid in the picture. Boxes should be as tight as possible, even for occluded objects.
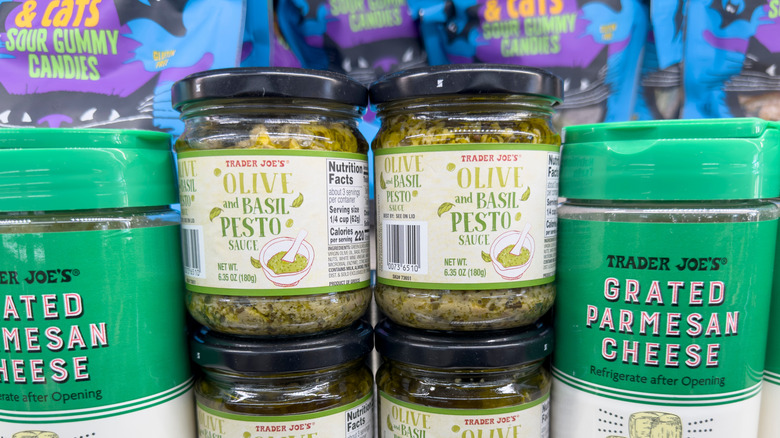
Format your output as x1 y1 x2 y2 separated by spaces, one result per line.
172 67 369 110
375 319 553 369
191 320 374 374
368 64 563 105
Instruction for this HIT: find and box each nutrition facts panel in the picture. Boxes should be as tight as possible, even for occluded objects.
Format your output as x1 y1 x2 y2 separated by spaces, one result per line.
544 151 559 274
326 158 371 246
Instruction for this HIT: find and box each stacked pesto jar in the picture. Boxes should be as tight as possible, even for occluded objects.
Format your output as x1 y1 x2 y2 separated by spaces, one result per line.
375 319 553 437
190 320 374 435
369 64 562 331
172 67 372 336
554 119 780 438
172 68 375 436
368 64 562 437
0 129 194 437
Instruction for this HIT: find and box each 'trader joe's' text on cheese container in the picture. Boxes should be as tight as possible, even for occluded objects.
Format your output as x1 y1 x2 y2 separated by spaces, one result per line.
368 64 562 331
0 129 194 437
552 119 780 438
172 67 372 336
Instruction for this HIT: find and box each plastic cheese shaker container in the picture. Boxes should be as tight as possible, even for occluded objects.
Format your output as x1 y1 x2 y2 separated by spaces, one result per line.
553 118 780 438
0 128 194 437
172 67 372 336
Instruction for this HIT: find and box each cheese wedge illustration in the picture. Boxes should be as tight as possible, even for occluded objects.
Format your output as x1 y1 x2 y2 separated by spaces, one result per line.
629 412 682 438
12 432 59 438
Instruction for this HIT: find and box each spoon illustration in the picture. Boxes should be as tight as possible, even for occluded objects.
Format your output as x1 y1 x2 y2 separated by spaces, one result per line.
510 223 531 256
282 230 308 263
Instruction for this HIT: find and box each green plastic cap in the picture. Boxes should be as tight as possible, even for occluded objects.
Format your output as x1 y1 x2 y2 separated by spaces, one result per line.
561 118 780 200
0 129 178 212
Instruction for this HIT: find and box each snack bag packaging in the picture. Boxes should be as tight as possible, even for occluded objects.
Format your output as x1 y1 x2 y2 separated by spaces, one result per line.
682 0 779 119
409 0 649 128
0 0 245 135
275 0 428 85
240 0 301 68
724 17 780 120
241 0 271 66
634 0 684 120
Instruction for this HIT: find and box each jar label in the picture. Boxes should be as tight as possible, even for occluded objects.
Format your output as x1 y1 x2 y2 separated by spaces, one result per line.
375 144 558 289
196 393 374 437
378 392 549 438
552 219 778 436
178 150 371 295
0 227 194 437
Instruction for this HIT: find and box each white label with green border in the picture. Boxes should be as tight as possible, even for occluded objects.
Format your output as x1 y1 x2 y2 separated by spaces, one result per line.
0 227 194 437
379 392 549 438
196 393 373 437
178 151 371 295
374 145 558 290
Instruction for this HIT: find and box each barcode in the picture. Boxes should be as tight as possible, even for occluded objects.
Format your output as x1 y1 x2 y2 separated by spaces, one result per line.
386 223 420 266
181 225 205 278
384 221 427 274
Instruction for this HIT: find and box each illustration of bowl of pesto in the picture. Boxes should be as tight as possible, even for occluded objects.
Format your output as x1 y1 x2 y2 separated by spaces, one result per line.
258 231 315 287
488 229 535 280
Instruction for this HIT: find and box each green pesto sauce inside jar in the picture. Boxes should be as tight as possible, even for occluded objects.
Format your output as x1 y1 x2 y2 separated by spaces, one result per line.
186 288 371 336
377 360 549 410
196 359 372 415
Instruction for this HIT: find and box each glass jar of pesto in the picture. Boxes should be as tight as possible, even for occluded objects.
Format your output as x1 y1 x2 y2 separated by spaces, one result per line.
554 119 780 438
172 68 372 335
368 64 562 330
0 129 193 437
191 320 374 436
375 319 553 437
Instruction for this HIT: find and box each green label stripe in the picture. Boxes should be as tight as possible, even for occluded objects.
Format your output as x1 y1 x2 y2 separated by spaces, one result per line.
186 280 370 296
748 367 765 382
376 276 555 290
0 379 193 424
765 370 780 385
373 143 560 155
197 392 372 422
552 368 760 406
379 391 548 415
178 149 367 160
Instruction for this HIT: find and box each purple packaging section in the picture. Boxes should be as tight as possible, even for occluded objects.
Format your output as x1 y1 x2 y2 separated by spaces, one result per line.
409 0 648 127
275 0 428 86
0 0 245 134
